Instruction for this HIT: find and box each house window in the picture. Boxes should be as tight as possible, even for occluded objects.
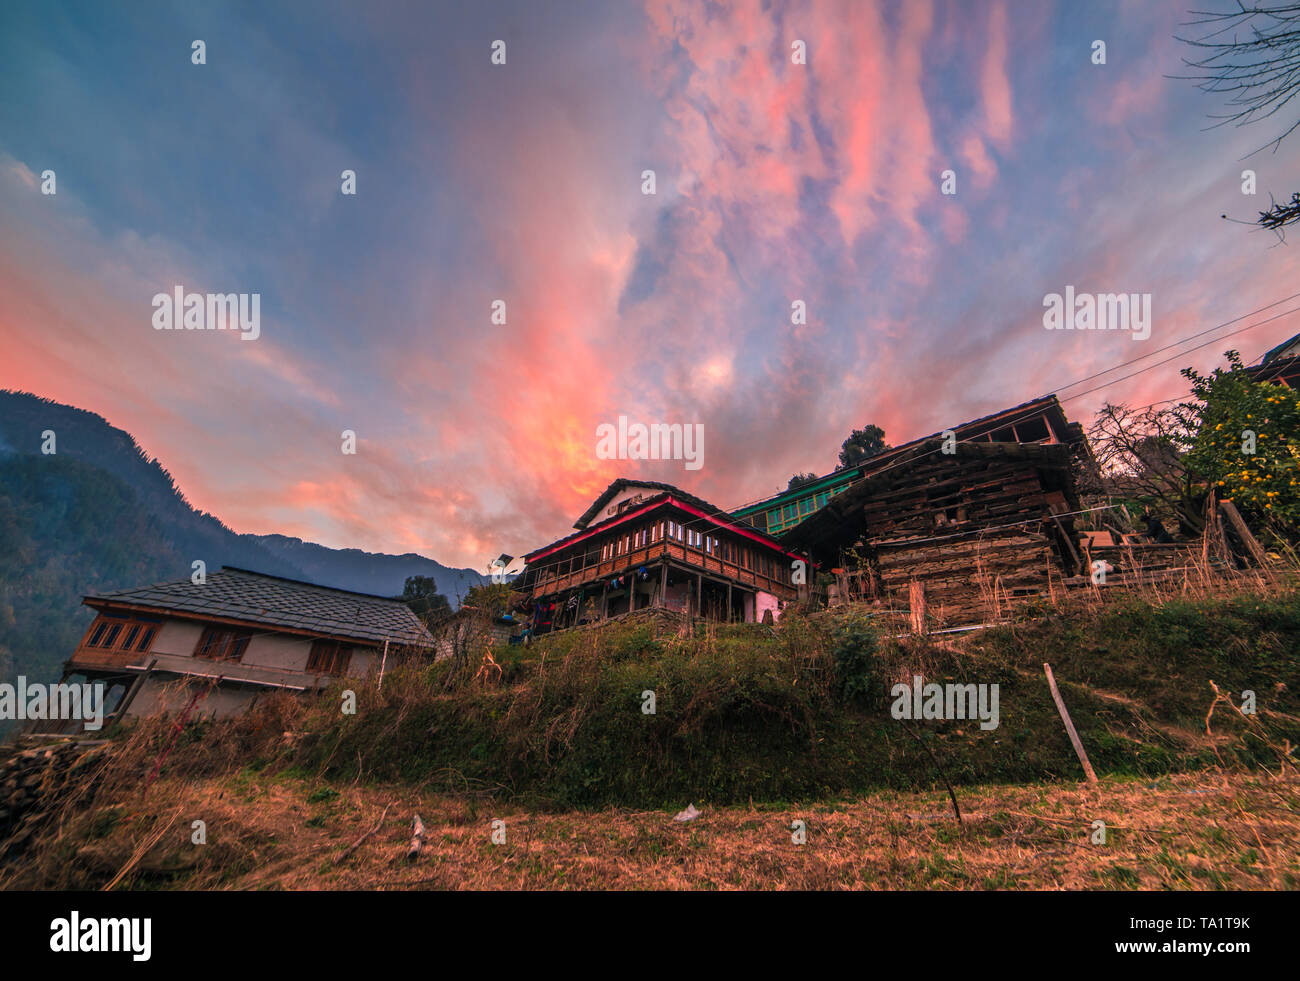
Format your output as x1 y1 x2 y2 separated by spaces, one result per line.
88 618 122 648
84 613 161 652
194 626 252 662
307 639 352 675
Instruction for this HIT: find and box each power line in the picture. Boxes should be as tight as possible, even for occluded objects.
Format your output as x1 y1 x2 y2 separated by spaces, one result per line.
1057 303 1300 407
523 296 1300 583
1051 289 1300 396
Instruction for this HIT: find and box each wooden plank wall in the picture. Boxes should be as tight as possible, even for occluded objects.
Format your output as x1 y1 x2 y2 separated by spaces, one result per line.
845 453 1073 621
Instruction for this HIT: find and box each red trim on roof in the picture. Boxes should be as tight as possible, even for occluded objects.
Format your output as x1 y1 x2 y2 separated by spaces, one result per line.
523 494 805 564
524 496 671 562
664 497 806 560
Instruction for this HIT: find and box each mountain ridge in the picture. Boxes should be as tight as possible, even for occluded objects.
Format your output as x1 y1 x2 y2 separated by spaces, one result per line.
0 389 485 692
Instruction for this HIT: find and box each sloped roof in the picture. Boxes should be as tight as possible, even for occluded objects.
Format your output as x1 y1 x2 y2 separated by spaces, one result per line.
1262 331 1300 365
778 439 1073 555
732 394 1071 517
525 483 799 564
573 478 730 529
87 567 434 647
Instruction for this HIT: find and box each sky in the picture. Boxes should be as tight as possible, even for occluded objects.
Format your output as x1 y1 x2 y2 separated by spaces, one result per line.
3 0 1300 572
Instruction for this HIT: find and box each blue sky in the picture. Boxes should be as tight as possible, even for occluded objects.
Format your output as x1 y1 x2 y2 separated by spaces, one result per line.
3 0 1299 569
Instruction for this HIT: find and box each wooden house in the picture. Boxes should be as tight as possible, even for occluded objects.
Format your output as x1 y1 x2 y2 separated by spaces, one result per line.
1246 332 1300 387
732 394 1089 537
49 567 434 729
779 440 1082 621
515 480 807 628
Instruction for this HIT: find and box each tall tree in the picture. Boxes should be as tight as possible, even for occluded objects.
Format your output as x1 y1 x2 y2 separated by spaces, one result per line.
1181 351 1300 536
401 574 451 620
787 472 819 491
837 425 890 469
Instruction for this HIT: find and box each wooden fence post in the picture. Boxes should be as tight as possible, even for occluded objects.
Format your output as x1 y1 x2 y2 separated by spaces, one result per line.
908 581 926 635
1043 662 1098 784
1219 500 1269 568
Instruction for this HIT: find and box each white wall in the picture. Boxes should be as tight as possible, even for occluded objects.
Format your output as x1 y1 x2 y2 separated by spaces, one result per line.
149 619 205 658
127 676 264 720
588 484 663 525
755 591 783 623
146 616 379 678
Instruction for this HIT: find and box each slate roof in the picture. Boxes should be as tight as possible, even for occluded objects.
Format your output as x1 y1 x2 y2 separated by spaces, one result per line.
87 567 434 647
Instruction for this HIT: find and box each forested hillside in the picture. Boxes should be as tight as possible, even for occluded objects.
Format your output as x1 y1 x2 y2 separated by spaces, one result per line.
0 391 484 696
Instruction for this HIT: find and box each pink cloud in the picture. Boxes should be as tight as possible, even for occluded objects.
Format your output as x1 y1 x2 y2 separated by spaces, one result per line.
980 1 1014 148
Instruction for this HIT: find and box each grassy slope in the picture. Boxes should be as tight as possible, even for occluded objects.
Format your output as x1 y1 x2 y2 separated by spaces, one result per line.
282 589 1300 808
4 584 1298 890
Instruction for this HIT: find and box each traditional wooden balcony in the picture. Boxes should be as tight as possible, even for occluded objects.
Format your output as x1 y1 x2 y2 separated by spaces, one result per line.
527 541 796 601
67 645 150 672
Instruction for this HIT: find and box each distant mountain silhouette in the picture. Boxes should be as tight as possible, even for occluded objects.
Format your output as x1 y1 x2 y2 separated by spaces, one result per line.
247 533 485 606
0 390 485 696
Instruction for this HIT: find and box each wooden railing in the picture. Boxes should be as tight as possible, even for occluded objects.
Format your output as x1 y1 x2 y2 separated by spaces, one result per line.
67 646 149 671
529 541 795 599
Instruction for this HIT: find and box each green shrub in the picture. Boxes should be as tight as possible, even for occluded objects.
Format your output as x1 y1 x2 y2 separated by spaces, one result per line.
831 616 882 705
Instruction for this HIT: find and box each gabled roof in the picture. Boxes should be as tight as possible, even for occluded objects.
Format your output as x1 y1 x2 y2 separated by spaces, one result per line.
732 394 1072 518
87 567 434 647
525 484 802 564
573 478 729 529
1262 331 1300 365
778 439 1073 556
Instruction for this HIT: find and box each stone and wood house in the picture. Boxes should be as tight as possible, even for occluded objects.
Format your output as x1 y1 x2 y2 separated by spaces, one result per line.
49 567 434 728
514 479 808 628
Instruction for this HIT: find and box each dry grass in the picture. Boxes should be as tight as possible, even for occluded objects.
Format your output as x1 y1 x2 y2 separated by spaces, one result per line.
5 767 1295 891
